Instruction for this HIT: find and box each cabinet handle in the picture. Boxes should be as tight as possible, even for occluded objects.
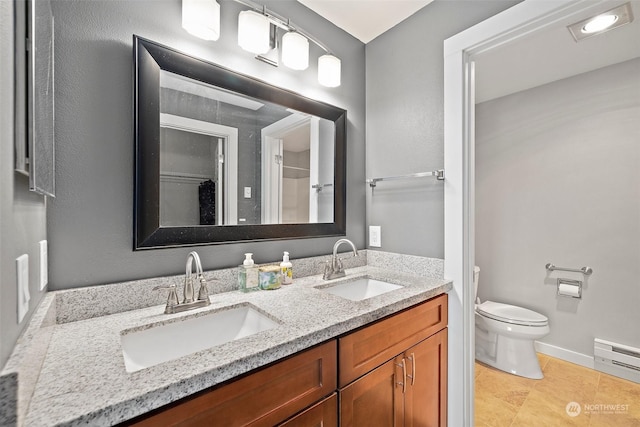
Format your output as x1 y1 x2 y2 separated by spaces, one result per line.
396 358 407 394
406 352 416 386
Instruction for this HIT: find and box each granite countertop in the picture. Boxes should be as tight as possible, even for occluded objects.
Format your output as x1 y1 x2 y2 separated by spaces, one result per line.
15 265 451 426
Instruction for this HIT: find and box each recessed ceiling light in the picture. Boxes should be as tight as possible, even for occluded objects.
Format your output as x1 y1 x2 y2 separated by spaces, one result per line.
582 14 618 33
567 2 634 42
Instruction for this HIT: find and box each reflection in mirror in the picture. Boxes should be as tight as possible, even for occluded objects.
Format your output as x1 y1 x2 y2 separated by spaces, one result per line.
134 36 346 249
157 71 335 227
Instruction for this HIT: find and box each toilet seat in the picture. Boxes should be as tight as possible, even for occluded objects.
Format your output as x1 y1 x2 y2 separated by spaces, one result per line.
476 301 548 327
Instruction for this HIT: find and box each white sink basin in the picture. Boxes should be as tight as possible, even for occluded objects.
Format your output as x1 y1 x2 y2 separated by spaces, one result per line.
320 278 402 301
121 304 278 372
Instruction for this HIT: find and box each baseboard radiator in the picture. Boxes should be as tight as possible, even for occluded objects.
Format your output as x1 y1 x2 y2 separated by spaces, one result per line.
594 338 640 383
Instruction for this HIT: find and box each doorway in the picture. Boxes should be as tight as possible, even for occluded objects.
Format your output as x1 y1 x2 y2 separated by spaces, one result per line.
443 0 638 424
261 113 321 224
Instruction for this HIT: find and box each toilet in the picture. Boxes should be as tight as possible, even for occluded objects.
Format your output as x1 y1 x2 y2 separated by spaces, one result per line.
474 266 549 379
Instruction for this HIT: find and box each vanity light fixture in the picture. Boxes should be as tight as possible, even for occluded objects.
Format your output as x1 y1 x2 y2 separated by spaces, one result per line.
182 0 220 41
183 0 341 87
567 3 633 41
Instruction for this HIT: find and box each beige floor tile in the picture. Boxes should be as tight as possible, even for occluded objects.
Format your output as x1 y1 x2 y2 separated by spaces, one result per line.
474 384 519 427
511 389 591 427
534 359 600 404
590 374 640 422
475 354 640 427
475 366 535 408
588 412 640 427
476 362 489 379
537 352 551 370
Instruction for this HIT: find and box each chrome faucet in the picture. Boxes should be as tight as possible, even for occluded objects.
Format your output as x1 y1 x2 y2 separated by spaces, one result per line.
154 251 211 314
323 238 359 280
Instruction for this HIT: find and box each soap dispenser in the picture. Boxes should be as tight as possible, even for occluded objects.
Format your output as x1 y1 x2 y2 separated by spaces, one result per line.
238 253 259 292
280 251 293 285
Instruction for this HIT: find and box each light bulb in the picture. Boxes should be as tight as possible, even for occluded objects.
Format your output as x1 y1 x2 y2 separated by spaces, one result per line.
582 14 618 33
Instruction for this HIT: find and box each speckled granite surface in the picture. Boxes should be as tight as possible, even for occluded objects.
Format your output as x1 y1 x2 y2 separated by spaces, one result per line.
2 252 449 427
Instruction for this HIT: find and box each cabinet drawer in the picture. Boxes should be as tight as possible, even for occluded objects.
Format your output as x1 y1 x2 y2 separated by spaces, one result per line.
279 393 337 427
129 340 337 427
339 294 447 387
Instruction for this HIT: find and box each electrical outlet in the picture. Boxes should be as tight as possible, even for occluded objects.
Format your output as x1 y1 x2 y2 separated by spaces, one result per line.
39 240 48 290
369 225 381 247
244 187 252 199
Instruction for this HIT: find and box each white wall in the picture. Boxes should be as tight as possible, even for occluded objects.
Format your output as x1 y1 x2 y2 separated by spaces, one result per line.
475 58 640 356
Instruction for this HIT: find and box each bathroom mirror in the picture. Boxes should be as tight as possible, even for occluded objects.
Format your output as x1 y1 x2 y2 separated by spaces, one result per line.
134 36 346 249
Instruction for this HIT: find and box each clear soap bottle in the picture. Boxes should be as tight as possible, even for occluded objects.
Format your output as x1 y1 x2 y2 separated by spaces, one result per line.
280 251 293 285
239 253 259 292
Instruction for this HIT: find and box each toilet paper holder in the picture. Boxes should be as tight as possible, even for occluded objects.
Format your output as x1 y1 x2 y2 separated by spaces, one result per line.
557 278 582 298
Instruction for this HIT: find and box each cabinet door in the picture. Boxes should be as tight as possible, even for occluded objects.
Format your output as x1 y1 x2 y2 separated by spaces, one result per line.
279 393 337 427
128 340 337 427
339 294 447 387
339 355 405 427
404 329 447 427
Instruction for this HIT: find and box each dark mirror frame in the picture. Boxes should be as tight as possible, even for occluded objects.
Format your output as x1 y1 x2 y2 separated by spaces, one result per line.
134 36 347 250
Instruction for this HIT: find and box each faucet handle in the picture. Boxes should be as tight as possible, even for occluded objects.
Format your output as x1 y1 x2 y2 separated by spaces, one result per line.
153 284 179 312
322 260 332 280
196 275 210 302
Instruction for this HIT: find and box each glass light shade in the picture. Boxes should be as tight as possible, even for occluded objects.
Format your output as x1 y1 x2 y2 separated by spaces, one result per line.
318 54 341 87
182 0 220 41
282 32 309 70
238 10 271 54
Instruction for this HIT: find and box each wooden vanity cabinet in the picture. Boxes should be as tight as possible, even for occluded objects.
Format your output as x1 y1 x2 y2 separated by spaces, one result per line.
339 294 448 427
125 294 447 427
127 340 337 427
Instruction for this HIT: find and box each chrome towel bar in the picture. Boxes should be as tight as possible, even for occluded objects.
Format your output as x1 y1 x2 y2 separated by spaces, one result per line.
366 170 444 188
545 263 593 276
311 183 333 192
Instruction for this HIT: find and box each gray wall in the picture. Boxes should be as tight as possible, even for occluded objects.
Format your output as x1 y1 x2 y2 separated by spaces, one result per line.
48 0 366 289
364 0 520 257
0 2 48 368
475 58 640 356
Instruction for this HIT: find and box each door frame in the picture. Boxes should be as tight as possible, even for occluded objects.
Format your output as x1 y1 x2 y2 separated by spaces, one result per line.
261 113 318 224
160 113 238 225
442 0 612 424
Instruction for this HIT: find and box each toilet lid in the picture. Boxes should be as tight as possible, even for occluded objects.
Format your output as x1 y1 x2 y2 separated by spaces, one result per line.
476 301 548 327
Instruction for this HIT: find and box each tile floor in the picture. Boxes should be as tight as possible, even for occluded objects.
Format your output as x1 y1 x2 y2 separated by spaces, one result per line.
475 354 640 426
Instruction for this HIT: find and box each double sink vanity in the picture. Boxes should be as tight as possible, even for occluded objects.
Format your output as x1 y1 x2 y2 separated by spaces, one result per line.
3 251 451 426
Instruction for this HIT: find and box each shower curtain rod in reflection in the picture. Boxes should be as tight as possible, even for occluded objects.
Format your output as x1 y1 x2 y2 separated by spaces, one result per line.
366 170 445 188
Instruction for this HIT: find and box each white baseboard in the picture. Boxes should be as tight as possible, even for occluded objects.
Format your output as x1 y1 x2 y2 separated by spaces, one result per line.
535 341 594 369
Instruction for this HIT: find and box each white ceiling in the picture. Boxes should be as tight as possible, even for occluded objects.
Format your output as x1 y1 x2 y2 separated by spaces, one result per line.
296 0 433 43
475 1 640 103
296 0 639 102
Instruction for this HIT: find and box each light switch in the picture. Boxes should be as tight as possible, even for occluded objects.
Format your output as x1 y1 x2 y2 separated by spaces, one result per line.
369 226 382 247
244 187 252 199
39 240 48 290
16 254 30 323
